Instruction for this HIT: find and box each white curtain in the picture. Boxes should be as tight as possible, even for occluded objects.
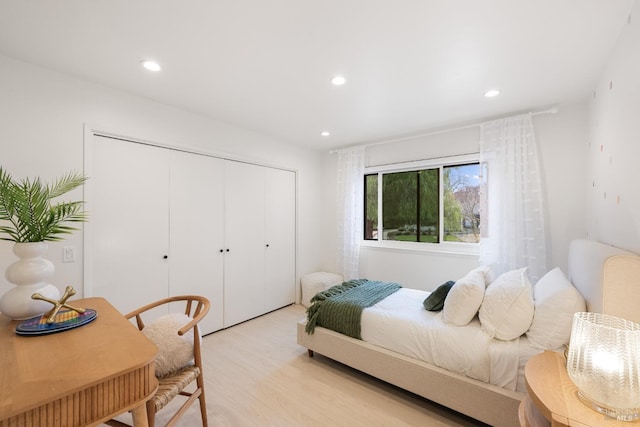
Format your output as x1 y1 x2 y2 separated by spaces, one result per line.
336 146 365 280
479 114 547 283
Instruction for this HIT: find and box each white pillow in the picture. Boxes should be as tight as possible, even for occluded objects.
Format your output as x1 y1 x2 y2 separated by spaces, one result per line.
142 313 195 377
526 267 586 350
442 266 489 326
479 268 534 340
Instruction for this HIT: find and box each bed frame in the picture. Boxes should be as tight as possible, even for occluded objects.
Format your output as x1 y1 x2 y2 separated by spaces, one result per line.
297 239 640 427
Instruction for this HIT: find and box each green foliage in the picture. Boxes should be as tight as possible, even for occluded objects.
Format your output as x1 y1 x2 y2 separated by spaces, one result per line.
443 169 462 232
365 174 378 222
0 167 88 242
443 191 462 232
418 169 438 230
382 171 417 229
382 170 439 241
364 174 379 239
392 233 438 243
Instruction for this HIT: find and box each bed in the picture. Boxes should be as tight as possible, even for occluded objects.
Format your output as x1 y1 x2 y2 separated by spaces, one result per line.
297 239 640 427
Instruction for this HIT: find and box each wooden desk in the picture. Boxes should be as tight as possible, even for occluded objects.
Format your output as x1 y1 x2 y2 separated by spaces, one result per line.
523 350 640 427
0 297 158 427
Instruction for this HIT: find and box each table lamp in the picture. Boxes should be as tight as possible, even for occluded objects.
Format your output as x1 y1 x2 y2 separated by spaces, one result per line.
566 312 640 421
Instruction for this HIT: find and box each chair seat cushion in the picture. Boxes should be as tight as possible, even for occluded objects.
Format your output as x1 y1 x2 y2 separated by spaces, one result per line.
142 313 195 377
152 365 201 412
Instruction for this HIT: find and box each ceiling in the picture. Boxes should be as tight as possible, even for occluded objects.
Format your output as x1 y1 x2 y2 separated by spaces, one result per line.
0 1 634 150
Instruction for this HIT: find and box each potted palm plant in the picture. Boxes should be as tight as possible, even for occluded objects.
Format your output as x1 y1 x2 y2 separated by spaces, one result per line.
0 166 87 319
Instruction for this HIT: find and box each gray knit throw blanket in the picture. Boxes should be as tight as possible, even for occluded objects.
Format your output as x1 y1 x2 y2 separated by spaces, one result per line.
305 279 402 339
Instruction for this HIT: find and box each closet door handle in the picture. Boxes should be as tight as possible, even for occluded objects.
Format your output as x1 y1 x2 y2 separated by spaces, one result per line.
226 249 230 252
266 244 270 247
163 255 168 259
219 249 224 253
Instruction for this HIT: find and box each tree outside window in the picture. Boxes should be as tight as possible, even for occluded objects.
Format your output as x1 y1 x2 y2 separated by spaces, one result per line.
364 162 480 244
443 164 480 243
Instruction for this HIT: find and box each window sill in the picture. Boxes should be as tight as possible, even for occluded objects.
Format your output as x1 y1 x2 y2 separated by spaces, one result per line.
360 240 479 257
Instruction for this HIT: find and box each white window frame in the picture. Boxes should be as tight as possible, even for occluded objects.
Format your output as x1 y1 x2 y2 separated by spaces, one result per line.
362 153 480 256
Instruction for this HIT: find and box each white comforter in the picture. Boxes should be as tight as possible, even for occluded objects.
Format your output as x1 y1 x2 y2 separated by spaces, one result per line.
360 288 522 391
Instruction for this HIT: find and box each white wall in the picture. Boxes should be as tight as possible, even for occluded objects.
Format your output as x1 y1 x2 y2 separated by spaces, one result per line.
0 54 329 302
587 4 640 254
324 104 589 291
536 103 589 270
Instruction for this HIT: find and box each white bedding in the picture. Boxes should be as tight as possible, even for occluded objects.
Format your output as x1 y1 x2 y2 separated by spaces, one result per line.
361 288 542 392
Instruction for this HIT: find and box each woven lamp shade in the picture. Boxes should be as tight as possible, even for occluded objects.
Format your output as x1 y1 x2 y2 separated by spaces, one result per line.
567 312 640 421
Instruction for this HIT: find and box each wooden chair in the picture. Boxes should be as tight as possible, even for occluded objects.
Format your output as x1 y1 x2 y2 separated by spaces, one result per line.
107 295 210 427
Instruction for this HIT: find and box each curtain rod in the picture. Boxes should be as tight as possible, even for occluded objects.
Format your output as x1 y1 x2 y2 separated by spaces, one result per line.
329 106 559 154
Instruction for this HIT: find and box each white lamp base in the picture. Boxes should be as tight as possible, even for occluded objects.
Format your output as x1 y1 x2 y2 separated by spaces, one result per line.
578 381 640 421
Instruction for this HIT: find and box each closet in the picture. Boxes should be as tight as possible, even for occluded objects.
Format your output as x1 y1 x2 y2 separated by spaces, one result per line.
86 134 296 334
223 161 296 327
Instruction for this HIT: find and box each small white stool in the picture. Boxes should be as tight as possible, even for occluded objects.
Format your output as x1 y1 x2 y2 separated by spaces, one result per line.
300 272 344 308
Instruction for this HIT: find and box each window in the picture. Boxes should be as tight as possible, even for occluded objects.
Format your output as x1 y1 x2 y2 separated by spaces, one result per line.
364 174 378 239
364 159 481 245
443 163 481 243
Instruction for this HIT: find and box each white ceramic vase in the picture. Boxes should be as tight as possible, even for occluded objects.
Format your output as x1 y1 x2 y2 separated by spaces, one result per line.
0 242 61 319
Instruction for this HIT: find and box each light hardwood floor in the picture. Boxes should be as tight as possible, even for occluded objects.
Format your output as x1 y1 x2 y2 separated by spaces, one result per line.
112 304 488 427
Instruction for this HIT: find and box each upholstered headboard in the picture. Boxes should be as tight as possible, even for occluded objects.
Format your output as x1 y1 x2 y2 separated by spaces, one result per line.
568 239 640 323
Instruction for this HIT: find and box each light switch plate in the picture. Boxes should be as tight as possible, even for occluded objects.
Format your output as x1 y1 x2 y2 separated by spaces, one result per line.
63 246 76 263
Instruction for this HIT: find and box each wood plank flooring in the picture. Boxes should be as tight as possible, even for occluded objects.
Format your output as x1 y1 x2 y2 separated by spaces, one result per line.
110 304 487 427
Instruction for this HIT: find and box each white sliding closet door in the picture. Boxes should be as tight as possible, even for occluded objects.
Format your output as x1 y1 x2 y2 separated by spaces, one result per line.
87 133 296 331
223 161 266 327
169 151 225 334
89 136 170 316
264 168 296 312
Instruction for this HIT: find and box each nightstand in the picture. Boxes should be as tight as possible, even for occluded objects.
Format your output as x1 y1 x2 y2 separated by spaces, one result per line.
521 350 640 426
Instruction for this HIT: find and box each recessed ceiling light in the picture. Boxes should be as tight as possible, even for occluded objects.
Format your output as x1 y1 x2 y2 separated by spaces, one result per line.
141 60 162 72
484 89 500 98
321 131 331 137
331 75 346 86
